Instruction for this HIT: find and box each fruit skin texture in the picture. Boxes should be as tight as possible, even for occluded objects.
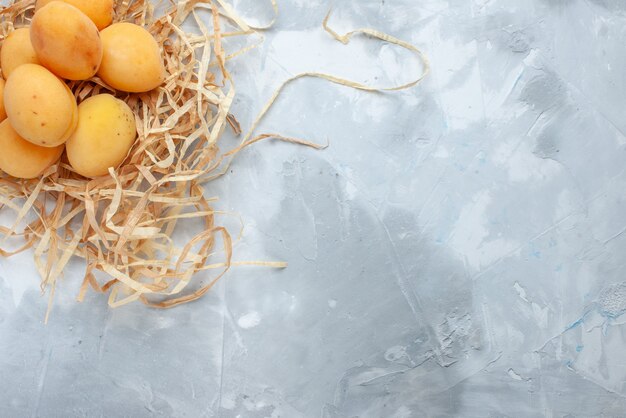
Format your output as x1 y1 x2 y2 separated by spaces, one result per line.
1 28 40 79
4 64 78 147
98 23 165 93
35 0 114 30
66 94 137 178
0 119 64 179
31 1 103 80
0 79 6 121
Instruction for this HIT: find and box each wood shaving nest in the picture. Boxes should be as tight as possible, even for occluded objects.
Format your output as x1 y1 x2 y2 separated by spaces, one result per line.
0 0 429 321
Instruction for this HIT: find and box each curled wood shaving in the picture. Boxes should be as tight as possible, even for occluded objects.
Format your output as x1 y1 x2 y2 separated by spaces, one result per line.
0 0 428 321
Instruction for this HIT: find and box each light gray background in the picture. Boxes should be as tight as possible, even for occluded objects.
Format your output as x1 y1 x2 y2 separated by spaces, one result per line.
2 0 626 416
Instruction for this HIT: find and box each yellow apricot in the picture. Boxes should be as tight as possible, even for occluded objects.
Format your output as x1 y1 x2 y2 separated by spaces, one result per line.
1 28 40 79
31 1 103 80
0 119 64 179
98 23 165 93
66 94 137 178
35 0 114 30
4 64 78 147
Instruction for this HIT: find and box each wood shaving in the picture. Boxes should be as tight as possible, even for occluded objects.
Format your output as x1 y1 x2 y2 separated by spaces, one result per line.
0 0 429 322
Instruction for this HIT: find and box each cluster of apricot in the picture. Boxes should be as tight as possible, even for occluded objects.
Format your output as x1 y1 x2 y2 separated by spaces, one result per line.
0 0 164 178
